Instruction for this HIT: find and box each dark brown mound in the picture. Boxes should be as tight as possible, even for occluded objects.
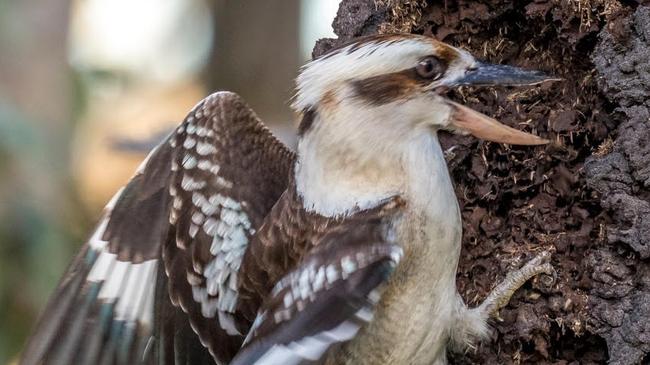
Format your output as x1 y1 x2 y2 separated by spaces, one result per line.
314 1 650 363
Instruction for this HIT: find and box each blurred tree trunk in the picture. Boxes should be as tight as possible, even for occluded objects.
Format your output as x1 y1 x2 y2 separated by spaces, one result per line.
206 0 301 146
311 1 650 364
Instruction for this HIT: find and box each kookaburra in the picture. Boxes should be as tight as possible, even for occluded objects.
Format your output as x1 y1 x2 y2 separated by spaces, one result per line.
22 34 557 365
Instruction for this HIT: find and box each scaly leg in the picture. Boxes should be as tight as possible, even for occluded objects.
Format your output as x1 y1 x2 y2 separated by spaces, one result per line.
477 251 555 319
449 251 555 352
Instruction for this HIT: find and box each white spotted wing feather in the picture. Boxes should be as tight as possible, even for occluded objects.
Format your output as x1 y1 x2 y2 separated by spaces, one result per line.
164 91 295 362
22 91 295 365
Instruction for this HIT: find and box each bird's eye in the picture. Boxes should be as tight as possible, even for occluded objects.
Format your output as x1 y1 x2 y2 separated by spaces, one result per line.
416 56 444 79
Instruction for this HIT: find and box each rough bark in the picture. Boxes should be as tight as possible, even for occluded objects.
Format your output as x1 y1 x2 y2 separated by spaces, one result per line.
314 1 649 364
586 6 650 365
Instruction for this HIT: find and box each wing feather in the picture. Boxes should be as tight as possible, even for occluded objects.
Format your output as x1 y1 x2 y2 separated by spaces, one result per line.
22 91 295 364
232 213 403 365
163 91 295 362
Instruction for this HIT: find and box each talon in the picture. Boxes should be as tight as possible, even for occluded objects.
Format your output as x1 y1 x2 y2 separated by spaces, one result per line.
541 262 555 276
538 263 557 287
478 250 556 318
524 251 552 269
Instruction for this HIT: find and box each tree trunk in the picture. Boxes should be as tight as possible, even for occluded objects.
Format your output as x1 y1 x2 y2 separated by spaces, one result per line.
313 1 650 364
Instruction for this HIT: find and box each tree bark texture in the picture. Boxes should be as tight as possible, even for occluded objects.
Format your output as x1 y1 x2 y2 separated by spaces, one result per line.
313 1 650 364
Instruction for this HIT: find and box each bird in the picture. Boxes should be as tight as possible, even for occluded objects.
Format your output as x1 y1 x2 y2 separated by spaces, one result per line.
21 33 557 365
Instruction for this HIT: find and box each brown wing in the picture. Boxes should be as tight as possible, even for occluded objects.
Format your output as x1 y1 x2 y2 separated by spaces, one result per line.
163 91 295 362
231 196 405 365
20 91 295 365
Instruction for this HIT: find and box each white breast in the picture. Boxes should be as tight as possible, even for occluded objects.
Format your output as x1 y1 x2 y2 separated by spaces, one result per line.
331 133 464 364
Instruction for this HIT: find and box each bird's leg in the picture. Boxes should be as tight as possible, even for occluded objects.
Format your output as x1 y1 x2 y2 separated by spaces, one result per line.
449 251 555 352
476 251 555 319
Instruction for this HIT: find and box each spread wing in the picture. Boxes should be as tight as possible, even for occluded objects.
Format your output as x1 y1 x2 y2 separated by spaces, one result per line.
163 92 295 362
232 198 404 365
21 91 295 365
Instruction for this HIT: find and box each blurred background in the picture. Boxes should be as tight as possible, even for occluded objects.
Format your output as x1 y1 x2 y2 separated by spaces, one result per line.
0 0 340 362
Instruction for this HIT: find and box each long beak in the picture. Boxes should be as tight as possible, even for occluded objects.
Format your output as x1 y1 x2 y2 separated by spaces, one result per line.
456 62 561 86
447 101 549 145
444 62 557 145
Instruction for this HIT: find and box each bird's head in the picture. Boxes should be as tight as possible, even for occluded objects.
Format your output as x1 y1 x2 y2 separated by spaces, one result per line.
293 34 556 147
292 34 558 216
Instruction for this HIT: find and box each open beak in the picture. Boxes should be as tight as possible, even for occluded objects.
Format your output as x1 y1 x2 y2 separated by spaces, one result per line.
447 101 548 145
445 62 558 145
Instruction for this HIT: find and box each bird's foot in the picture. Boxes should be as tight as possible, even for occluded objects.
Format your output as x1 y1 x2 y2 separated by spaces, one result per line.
477 251 555 320
449 251 555 353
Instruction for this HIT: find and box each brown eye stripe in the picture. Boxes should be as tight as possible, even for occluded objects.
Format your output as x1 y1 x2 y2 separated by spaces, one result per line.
351 67 438 106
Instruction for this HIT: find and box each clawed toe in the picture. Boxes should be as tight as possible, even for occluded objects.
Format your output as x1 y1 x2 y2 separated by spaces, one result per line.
478 250 555 318
526 250 551 266
524 252 556 283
